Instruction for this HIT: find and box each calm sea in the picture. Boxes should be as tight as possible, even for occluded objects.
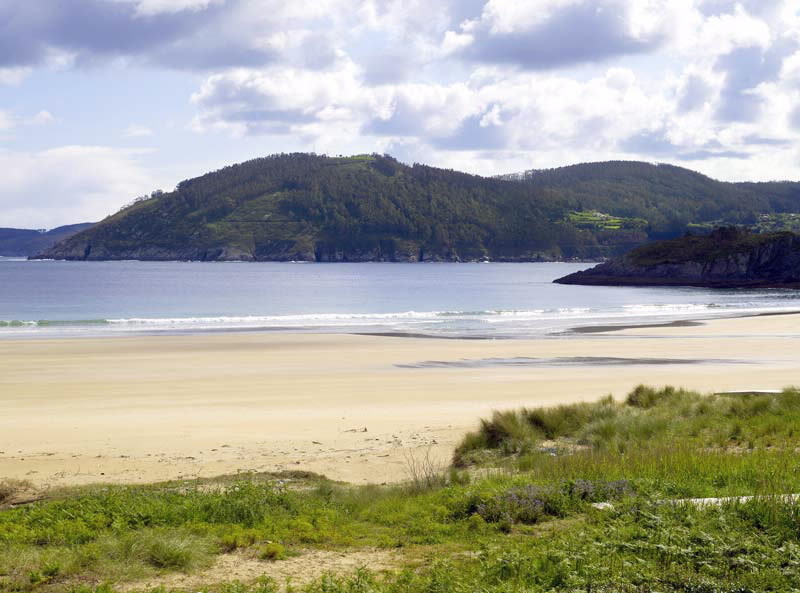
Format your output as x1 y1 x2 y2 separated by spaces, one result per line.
1 258 799 338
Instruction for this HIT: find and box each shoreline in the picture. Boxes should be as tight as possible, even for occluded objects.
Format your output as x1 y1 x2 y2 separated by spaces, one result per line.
2 307 800 342
2 312 800 488
21 257 604 264
569 308 800 335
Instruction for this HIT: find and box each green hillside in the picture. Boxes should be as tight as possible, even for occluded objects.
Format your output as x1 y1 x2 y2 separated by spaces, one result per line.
506 161 800 237
38 154 800 262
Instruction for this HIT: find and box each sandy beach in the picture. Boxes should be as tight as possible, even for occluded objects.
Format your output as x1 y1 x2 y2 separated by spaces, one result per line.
1 312 799 488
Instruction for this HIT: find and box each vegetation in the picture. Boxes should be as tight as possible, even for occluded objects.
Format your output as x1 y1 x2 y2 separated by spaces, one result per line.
508 161 800 236
753 213 800 233
3 386 800 592
688 213 800 235
39 155 800 262
566 210 647 231
625 227 794 266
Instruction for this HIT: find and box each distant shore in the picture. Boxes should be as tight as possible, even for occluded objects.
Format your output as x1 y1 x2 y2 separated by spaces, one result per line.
1 312 799 489
25 255 606 263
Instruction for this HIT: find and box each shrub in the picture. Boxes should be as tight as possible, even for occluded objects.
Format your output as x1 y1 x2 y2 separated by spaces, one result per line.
219 528 260 552
625 384 682 408
475 485 568 525
259 542 286 561
102 529 212 572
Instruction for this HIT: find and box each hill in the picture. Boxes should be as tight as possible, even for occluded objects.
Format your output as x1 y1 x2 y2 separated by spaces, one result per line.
36 154 800 262
503 161 800 237
554 227 800 287
0 223 94 257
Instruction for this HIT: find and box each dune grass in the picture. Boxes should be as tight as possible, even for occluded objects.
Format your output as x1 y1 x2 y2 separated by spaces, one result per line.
3 386 800 592
455 385 800 462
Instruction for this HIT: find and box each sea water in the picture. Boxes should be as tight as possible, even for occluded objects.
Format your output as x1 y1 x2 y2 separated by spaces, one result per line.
2 259 799 338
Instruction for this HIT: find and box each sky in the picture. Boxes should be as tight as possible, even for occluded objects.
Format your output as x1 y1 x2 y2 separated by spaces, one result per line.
2 0 800 228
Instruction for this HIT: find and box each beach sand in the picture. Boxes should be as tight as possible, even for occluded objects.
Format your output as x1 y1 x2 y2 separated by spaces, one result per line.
1 313 799 488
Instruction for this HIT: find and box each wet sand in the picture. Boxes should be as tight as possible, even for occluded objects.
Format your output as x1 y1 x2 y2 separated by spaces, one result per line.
1 312 799 487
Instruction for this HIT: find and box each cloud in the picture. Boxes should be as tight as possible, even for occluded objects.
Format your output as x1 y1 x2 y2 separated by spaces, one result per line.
30 110 55 125
789 106 800 131
190 62 377 135
0 67 31 85
0 109 57 132
714 47 768 122
449 0 673 70
0 146 157 228
6 0 800 208
742 134 792 146
131 0 225 16
132 0 800 183
619 128 681 156
677 73 716 112
0 112 14 132
123 124 154 137
698 0 785 19
711 37 797 123
0 0 340 72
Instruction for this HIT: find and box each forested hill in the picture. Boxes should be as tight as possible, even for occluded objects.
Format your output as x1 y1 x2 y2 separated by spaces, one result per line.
0 223 94 257
502 161 800 237
37 154 800 262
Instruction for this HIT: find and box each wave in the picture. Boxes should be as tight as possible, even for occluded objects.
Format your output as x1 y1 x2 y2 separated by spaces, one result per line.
2 302 799 336
0 319 110 327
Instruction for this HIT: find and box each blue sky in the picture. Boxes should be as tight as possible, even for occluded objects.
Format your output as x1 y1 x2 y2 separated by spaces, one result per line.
2 0 800 228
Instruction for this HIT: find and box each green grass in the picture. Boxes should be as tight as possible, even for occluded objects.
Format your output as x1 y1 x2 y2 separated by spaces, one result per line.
567 210 648 231
4 387 800 592
456 385 800 461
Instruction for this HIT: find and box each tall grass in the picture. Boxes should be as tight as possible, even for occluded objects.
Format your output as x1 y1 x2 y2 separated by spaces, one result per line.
455 386 800 466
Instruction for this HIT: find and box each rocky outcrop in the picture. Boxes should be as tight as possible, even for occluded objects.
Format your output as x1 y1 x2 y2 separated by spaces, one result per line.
36 240 567 263
554 228 800 288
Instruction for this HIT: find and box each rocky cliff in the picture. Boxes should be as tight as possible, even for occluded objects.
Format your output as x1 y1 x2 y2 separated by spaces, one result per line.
554 228 800 288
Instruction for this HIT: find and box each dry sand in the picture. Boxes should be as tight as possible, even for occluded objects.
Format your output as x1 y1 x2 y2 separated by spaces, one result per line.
1 313 799 488
122 548 400 592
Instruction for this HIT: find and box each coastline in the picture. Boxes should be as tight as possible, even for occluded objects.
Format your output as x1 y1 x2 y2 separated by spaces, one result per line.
2 312 799 489
2 307 797 341
567 309 800 334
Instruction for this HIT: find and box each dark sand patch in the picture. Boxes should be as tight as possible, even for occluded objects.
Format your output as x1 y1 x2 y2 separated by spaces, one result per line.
397 356 751 369
570 320 704 334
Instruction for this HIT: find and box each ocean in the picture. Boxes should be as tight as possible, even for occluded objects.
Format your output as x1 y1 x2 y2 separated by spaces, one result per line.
2 258 799 338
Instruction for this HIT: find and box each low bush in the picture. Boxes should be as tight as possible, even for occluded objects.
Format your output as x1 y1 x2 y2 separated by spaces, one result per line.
259 542 286 561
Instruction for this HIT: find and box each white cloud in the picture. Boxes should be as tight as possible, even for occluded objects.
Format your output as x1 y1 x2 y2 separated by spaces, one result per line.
30 110 55 125
190 61 379 136
131 0 224 16
4 0 800 202
780 50 800 84
0 109 57 132
0 146 157 228
123 123 154 137
691 5 772 55
0 67 31 85
0 111 14 131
